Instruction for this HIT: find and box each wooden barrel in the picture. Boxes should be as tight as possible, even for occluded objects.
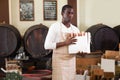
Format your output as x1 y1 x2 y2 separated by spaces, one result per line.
0 24 21 57
86 24 119 52
23 24 52 59
113 25 120 42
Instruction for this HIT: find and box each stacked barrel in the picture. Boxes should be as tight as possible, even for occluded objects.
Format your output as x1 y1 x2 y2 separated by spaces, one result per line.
86 24 119 53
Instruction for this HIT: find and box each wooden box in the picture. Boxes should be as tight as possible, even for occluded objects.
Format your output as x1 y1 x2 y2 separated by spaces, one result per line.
76 52 102 74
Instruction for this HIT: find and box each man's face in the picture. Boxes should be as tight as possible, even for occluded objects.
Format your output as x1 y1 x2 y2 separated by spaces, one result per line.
62 8 74 22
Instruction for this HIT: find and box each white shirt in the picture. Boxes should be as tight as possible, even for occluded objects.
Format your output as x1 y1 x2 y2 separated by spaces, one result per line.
44 22 80 50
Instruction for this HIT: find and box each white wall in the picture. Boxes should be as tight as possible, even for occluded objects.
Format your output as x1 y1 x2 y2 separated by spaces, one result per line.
9 0 120 35
9 0 67 36
78 0 120 31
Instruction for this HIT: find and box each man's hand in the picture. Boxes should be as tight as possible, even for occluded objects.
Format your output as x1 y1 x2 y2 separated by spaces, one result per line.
64 36 77 45
77 51 87 57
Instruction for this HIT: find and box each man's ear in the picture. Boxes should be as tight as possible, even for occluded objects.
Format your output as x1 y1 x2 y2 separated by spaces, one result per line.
61 12 63 15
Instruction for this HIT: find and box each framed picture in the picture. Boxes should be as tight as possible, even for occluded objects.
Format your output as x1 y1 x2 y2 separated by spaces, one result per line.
43 0 57 20
19 0 34 21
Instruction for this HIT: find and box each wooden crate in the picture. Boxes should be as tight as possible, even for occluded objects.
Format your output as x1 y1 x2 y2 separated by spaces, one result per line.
104 50 119 59
76 53 102 74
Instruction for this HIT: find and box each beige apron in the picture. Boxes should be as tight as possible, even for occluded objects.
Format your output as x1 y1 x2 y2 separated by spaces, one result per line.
52 26 76 80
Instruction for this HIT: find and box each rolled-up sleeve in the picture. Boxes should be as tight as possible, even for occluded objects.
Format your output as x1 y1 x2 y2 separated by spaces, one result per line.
44 25 57 50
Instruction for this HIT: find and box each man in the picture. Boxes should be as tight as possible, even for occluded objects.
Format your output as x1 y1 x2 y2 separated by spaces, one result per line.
44 5 80 80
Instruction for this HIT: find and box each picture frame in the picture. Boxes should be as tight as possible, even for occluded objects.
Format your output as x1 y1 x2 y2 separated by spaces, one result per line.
43 0 57 20
19 0 34 21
